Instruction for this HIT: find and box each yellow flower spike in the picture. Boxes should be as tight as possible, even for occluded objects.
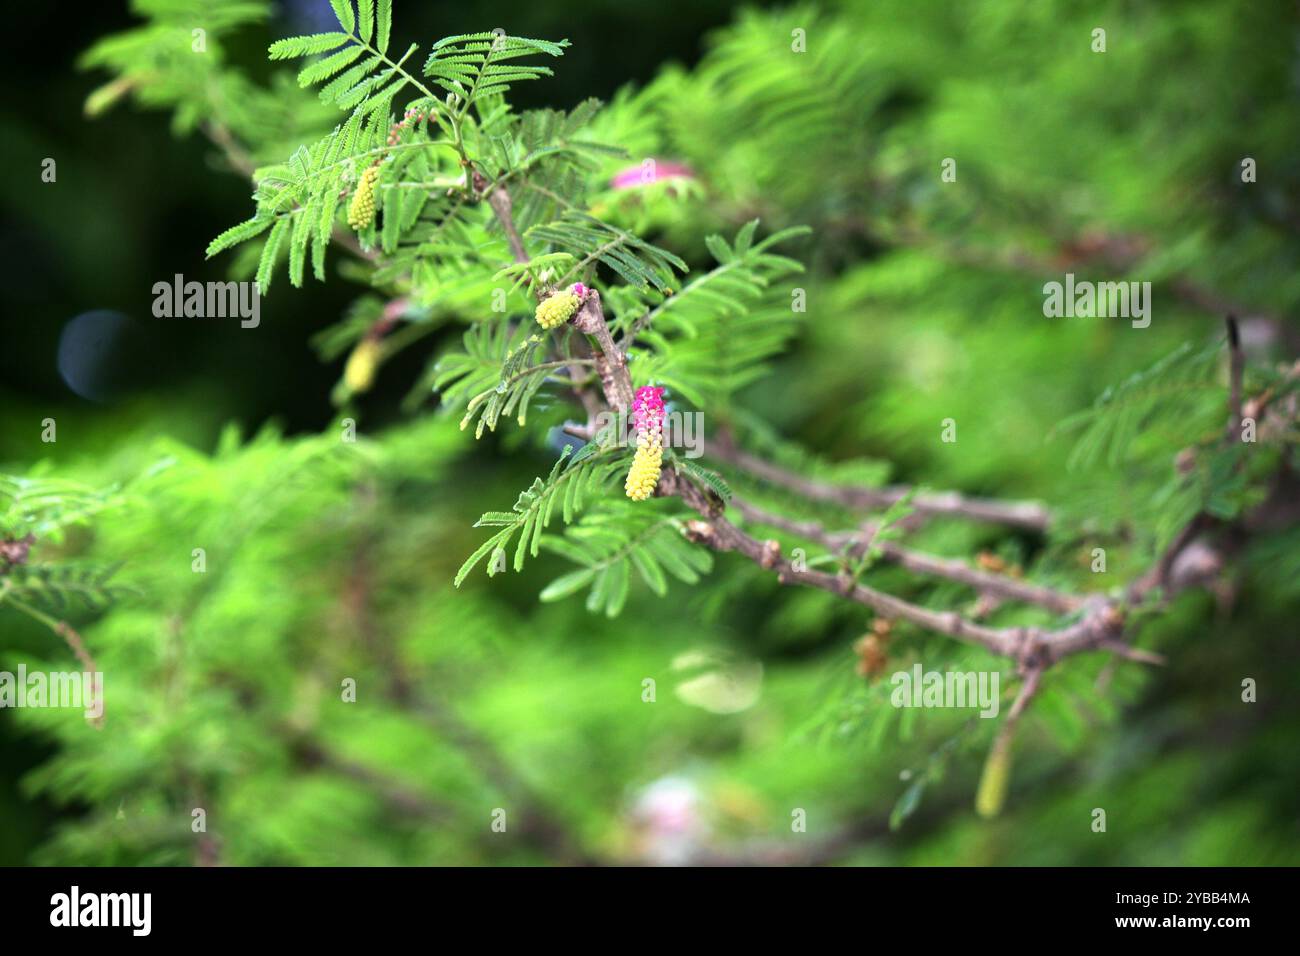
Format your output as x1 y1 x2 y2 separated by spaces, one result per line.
535 291 580 330
624 445 663 501
343 337 382 394
975 730 1014 819
347 165 380 231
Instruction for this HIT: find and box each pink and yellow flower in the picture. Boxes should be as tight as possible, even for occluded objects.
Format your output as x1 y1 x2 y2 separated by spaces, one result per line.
625 386 665 501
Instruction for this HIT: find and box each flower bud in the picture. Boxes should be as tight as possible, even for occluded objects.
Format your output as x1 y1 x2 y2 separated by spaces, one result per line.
535 291 580 330
347 166 380 231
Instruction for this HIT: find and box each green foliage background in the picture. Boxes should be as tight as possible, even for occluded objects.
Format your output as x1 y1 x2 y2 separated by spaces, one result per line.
1 0 1298 865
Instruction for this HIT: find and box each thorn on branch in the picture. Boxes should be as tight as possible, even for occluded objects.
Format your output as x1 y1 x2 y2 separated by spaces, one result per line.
1098 640 1167 667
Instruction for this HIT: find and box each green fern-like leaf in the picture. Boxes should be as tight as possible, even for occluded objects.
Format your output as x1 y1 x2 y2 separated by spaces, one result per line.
454 448 629 586
538 501 713 616
271 0 408 111
433 322 591 437
636 222 808 336
670 455 733 504
1 563 132 615
0 476 122 540
528 212 687 293
212 108 401 290
1054 340 1225 470
422 33 569 114
628 222 809 411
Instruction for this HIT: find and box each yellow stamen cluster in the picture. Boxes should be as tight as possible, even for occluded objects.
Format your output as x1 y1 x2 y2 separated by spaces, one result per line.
348 165 380 231
535 291 579 330
624 437 663 501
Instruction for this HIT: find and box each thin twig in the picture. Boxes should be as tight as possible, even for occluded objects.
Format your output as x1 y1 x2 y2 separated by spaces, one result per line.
1006 666 1044 723
731 495 1082 613
478 170 530 265
292 738 454 822
572 291 634 412
659 467 1116 665
704 436 1052 531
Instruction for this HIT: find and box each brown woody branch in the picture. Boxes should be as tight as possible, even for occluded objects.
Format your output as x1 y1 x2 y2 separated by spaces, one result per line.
670 337 1297 676
292 737 455 823
658 466 1122 667
730 495 1082 614
667 460 1212 671
704 435 1052 532
572 292 634 412
485 171 1288 701
477 171 530 265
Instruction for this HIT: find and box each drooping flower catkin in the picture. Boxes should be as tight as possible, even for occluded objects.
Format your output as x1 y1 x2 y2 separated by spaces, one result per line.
975 730 1014 819
535 291 580 330
343 337 382 393
348 165 380 230
625 386 665 501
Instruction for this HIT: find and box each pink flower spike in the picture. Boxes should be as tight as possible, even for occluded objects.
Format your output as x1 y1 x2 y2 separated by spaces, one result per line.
632 385 666 430
571 282 588 298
